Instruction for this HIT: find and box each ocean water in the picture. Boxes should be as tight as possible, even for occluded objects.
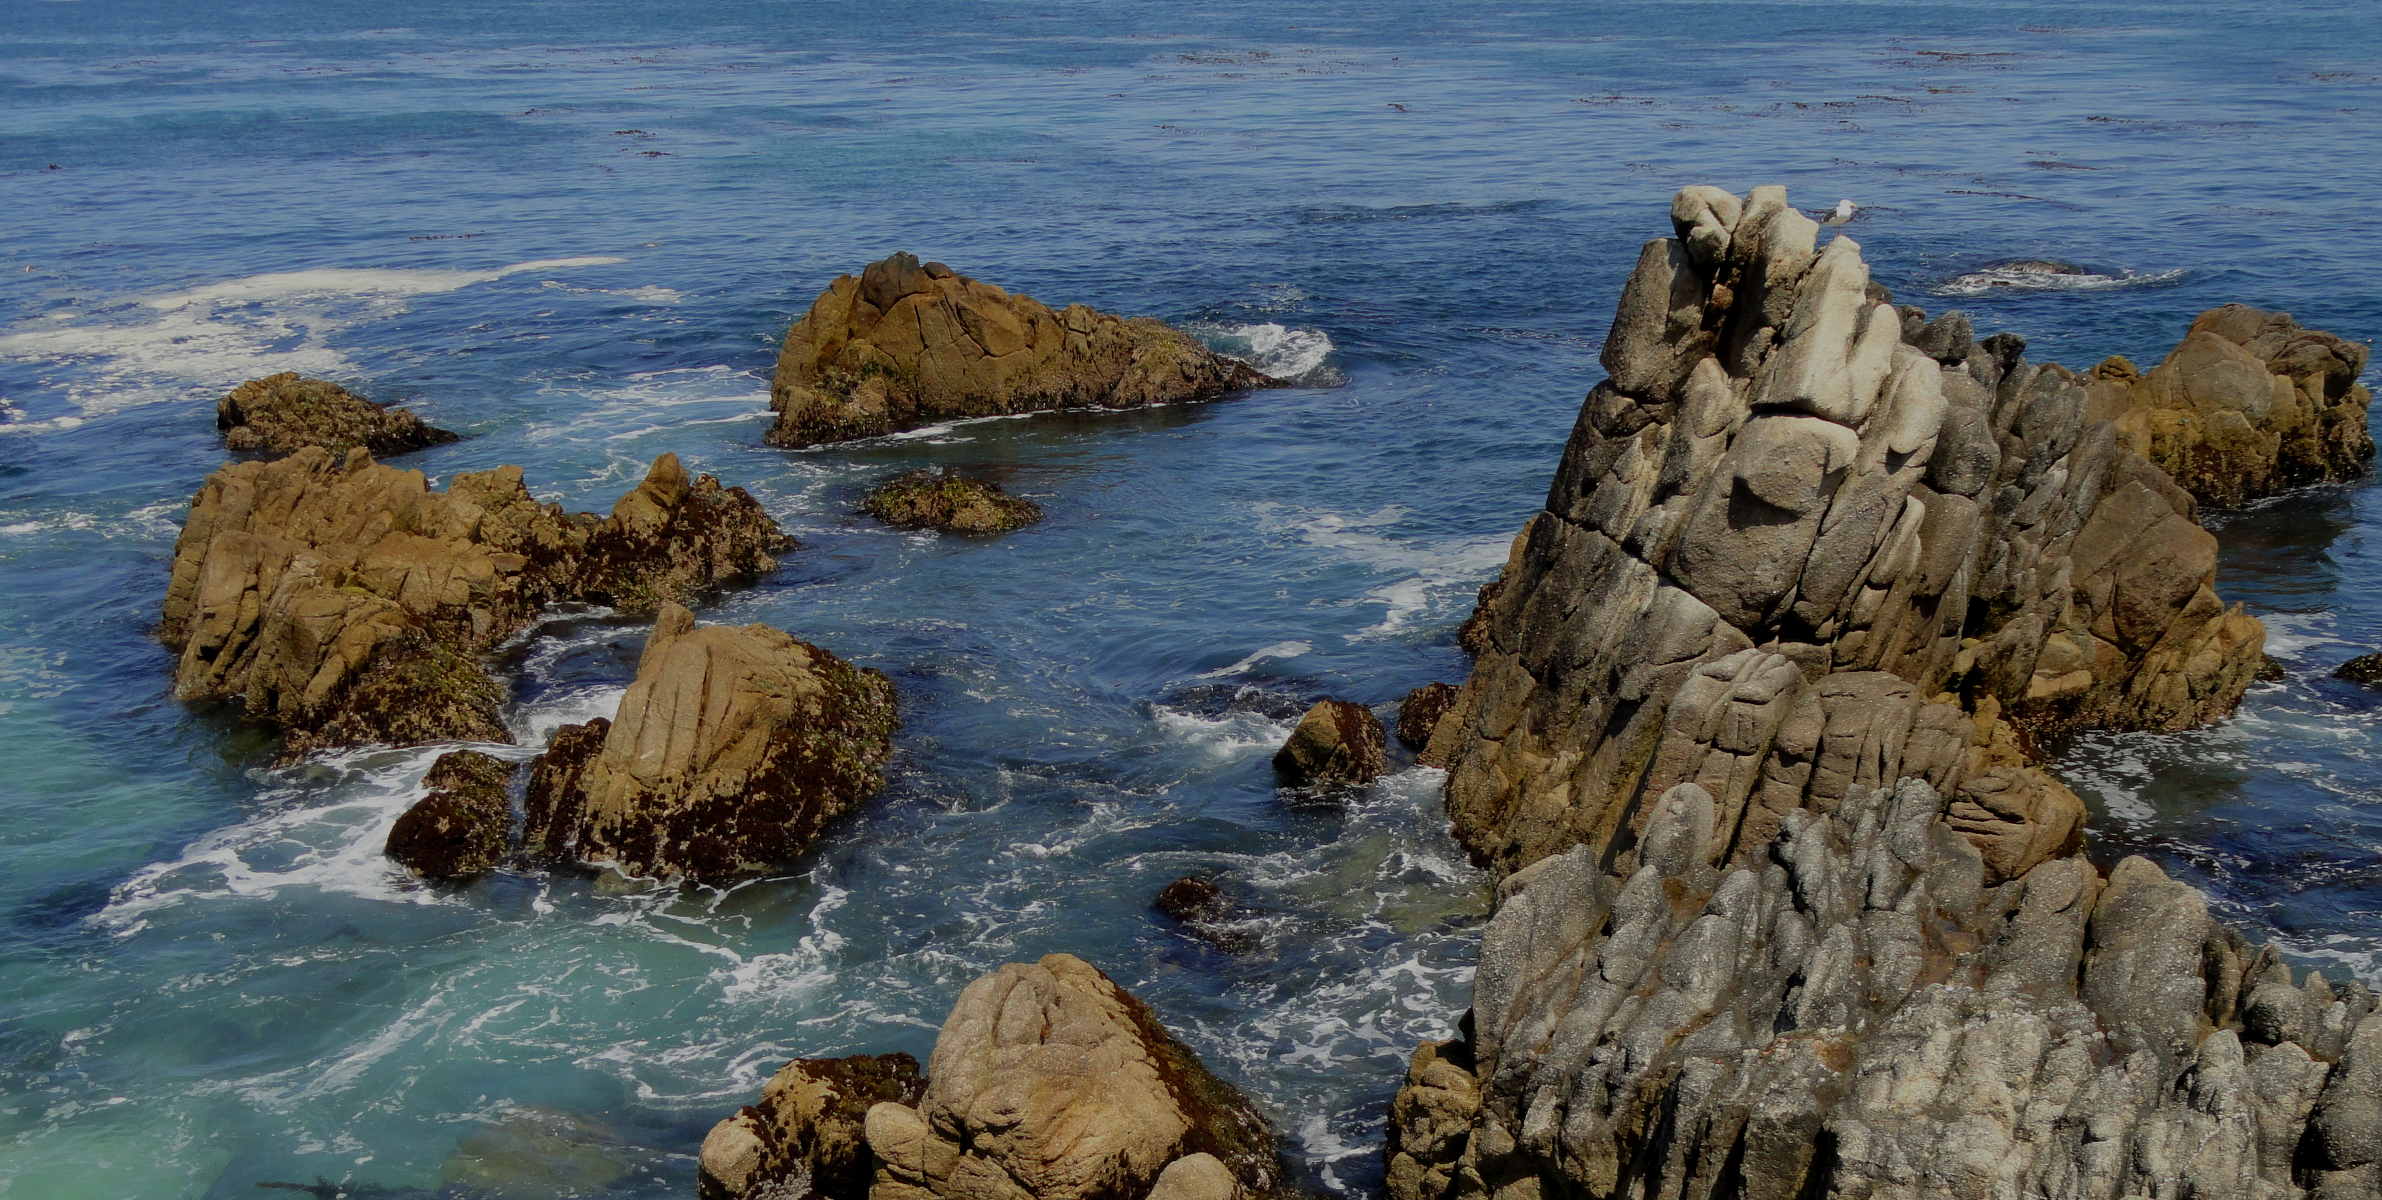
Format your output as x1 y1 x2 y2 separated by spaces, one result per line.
2 2 2378 1196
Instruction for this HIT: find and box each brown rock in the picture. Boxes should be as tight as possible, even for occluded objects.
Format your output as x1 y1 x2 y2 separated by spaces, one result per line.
385 749 515 882
1272 699 1387 787
1395 683 1459 763
1153 876 1254 953
699 1054 925 1200
2334 653 2382 688
159 448 788 758
217 371 459 458
862 469 1043 534
517 604 897 883
2084 304 2374 507
768 253 1280 447
865 954 1287 1200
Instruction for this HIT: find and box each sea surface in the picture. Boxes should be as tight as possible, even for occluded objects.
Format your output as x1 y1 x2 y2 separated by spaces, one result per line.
2 2 2378 1196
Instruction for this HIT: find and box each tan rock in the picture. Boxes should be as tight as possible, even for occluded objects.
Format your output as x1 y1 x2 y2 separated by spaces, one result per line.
1272 699 1387 787
768 254 1279 447
519 603 896 882
698 1054 925 1200
862 469 1042 534
161 448 788 758
217 371 458 458
866 954 1286 1200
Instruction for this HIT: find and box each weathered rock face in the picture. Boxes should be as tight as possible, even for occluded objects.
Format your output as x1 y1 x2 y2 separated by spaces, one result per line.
1387 186 2367 1200
217 372 459 458
1433 183 2259 880
518 603 897 883
768 253 1279 447
1387 779 2380 1200
385 749 515 882
700 1054 926 1200
862 469 1043 534
2084 303 2373 507
1273 699 1388 787
868 954 1286 1200
160 448 787 757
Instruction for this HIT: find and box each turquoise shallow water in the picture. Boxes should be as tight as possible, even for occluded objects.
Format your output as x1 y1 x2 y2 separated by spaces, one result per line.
2 2 2379 1195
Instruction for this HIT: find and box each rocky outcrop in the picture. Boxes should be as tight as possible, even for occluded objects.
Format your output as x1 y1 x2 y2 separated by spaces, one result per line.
2084 303 2373 507
1384 187 2364 1200
700 1054 926 1200
701 955 1286 1200
385 749 515 882
160 448 787 757
1272 699 1388 787
1387 779 2380 1200
768 253 1279 447
1431 183 2259 879
1396 683 1459 764
2334 653 2382 688
863 469 1043 534
218 372 459 458
518 603 896 883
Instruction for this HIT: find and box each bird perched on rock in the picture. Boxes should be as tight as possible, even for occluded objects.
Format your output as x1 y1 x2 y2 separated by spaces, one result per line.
1814 198 1858 225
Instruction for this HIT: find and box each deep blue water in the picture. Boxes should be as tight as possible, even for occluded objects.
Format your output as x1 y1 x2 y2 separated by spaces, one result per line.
1 2 2377 1196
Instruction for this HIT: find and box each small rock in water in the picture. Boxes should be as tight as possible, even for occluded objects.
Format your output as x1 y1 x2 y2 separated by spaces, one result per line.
1395 682 1459 761
437 1107 631 1198
861 469 1042 534
1273 698 1388 787
1153 874 1257 953
217 371 459 458
2333 653 2382 687
384 749 515 883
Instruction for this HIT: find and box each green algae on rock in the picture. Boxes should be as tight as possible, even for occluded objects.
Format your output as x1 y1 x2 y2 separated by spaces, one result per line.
768 253 1281 448
518 603 897 883
218 371 460 458
384 751 515 883
861 468 1042 534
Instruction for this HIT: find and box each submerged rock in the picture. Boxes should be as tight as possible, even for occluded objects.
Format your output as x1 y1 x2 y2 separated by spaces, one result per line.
703 955 1284 1200
1383 187 2366 1200
2085 303 2374 507
159 449 787 758
1272 698 1387 787
1153 875 1255 953
438 1106 633 1198
700 1054 925 1200
862 468 1043 534
768 253 1280 447
218 372 459 458
517 603 897 883
384 749 514 882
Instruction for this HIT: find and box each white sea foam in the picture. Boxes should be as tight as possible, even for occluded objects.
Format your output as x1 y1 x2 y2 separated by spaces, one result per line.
1151 704 1298 758
1197 639 1313 679
1256 503 1511 640
1935 264 2187 296
1187 321 1345 386
0 256 625 417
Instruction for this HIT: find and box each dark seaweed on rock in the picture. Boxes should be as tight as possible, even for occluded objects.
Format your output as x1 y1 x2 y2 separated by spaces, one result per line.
218 371 459 458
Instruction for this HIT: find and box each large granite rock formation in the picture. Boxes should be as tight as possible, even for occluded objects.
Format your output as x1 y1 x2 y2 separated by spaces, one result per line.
1426 183 2261 880
702 954 1287 1200
1385 187 2370 1200
2084 303 2373 507
218 371 459 458
161 448 786 757
518 603 897 883
768 253 1279 447
862 468 1043 534
1387 779 2380 1200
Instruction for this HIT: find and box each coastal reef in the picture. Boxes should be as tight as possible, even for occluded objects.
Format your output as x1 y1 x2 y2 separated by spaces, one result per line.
217 371 459 458
702 953 1288 1200
862 468 1044 534
768 252 1280 447
160 448 786 757
518 603 897 883
1386 186 2374 1200
2083 303 2374 507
